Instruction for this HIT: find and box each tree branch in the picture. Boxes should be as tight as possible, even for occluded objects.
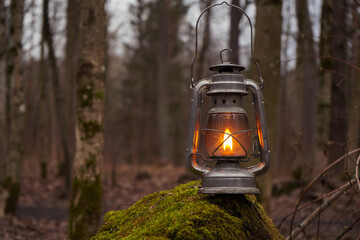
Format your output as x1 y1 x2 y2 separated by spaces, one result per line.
286 178 357 240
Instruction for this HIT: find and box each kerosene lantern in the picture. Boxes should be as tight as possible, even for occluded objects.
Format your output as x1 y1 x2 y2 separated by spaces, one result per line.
186 1 270 194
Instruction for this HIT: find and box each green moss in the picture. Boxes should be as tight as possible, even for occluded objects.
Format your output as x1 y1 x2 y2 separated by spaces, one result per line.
2 176 20 214
79 119 102 140
78 82 94 108
69 173 102 240
92 181 284 240
94 91 105 100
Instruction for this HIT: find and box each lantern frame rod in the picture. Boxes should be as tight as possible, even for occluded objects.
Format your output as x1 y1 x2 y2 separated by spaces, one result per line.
190 1 263 89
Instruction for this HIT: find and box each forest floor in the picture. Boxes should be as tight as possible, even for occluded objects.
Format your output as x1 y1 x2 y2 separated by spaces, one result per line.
0 163 359 240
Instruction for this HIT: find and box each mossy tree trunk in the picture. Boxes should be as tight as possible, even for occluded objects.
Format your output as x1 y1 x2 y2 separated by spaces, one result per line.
0 0 24 217
68 0 106 239
254 0 282 211
93 181 284 240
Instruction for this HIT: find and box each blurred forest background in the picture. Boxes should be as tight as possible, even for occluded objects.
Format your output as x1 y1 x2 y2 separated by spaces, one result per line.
0 0 359 239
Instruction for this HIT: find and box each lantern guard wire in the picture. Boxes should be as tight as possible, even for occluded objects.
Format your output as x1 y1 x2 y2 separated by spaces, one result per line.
199 128 254 160
190 1 264 89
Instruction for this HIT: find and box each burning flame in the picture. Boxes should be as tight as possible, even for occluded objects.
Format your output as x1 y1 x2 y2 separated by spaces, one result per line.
223 129 233 151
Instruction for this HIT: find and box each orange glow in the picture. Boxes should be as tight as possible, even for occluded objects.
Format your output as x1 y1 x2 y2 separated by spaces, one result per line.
223 129 233 151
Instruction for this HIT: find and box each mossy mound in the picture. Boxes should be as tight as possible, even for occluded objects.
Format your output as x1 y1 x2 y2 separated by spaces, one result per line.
92 181 284 240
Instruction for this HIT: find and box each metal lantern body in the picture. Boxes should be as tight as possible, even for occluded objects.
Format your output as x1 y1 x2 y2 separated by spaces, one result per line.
186 1 270 195
186 61 270 195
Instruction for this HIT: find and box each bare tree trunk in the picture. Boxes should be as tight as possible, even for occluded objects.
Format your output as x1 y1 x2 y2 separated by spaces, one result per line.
357 3 360 149
1 0 25 216
43 0 73 193
68 0 106 239
64 0 79 193
229 0 240 64
318 0 332 163
348 1 359 154
38 10 48 179
0 0 7 217
296 0 318 177
329 0 348 174
254 0 282 212
197 0 212 79
157 0 171 163
0 0 6 176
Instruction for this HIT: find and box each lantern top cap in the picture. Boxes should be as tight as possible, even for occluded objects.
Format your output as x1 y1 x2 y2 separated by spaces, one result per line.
209 48 245 74
209 63 245 74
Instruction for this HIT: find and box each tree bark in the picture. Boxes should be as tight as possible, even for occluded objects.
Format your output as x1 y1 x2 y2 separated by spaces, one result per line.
68 0 106 239
254 0 282 211
329 0 348 174
0 0 25 217
296 0 318 178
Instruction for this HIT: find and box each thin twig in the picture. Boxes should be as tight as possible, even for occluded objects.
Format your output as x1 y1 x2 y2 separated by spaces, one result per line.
356 155 360 191
286 178 356 240
334 218 360 240
324 191 356 239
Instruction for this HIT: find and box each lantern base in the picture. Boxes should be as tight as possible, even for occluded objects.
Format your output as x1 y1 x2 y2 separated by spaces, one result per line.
198 187 260 195
198 162 260 195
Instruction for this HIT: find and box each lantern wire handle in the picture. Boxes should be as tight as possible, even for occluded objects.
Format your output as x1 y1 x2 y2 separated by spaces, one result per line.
190 1 264 89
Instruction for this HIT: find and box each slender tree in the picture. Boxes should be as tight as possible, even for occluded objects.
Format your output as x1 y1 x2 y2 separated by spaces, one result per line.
0 0 25 216
329 0 348 174
68 0 106 239
296 0 318 177
229 0 240 64
157 0 171 163
0 0 6 176
355 2 360 150
318 0 332 159
63 0 79 193
42 0 73 190
38 0 48 178
197 0 212 79
253 0 282 211
348 1 359 152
